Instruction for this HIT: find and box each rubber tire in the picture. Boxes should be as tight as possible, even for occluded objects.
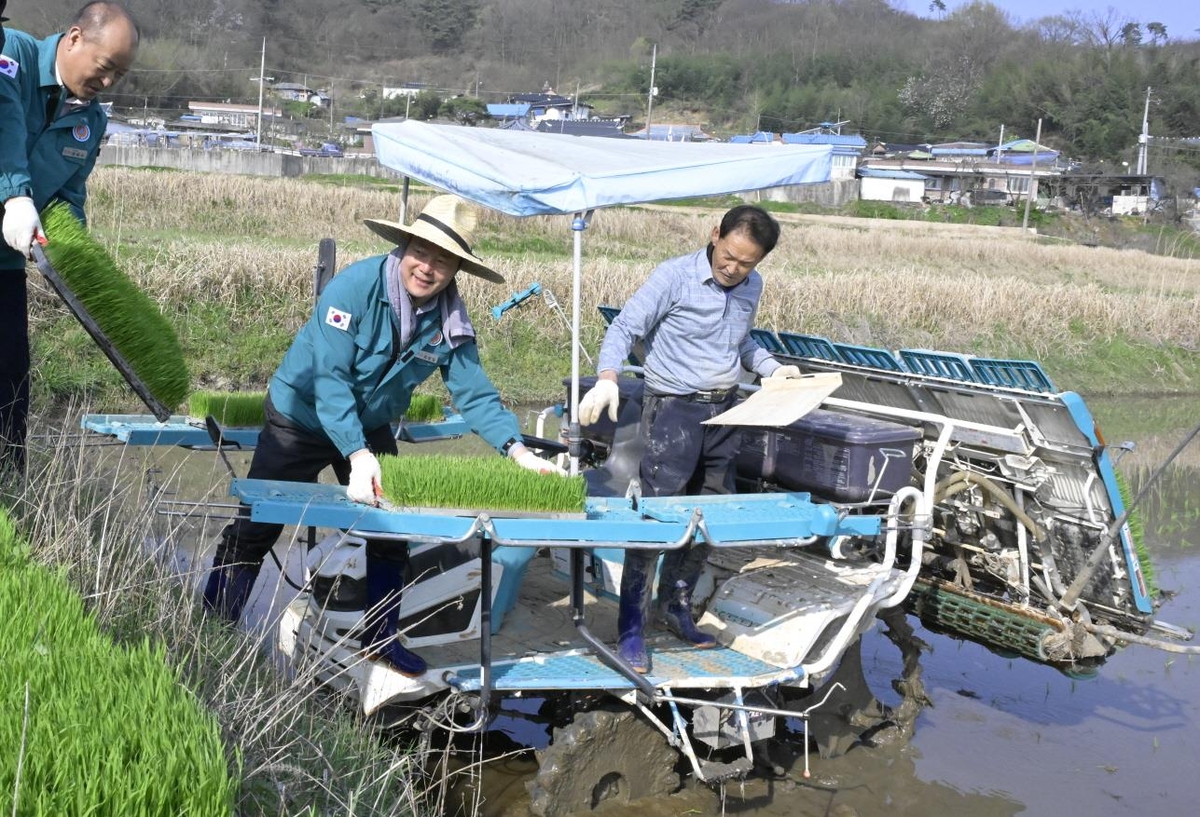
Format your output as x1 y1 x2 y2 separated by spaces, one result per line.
527 707 679 816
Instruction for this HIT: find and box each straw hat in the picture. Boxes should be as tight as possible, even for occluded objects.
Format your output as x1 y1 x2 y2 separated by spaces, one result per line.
364 195 503 284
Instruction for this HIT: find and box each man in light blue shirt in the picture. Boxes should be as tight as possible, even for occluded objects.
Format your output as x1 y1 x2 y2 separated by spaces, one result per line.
578 205 799 673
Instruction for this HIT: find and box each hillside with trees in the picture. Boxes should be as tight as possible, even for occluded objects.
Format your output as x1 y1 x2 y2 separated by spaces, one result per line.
9 0 1200 175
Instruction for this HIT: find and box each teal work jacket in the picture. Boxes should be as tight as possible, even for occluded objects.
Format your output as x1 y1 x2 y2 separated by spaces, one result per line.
0 30 107 271
269 254 521 458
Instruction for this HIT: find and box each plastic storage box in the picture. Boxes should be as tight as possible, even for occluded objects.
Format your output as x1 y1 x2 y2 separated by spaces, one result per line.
738 409 920 502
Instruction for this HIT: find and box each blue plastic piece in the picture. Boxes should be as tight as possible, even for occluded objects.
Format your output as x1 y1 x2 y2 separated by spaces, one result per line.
898 349 978 383
490 546 538 632
750 327 784 354
832 342 904 371
491 282 542 321
80 414 262 448
597 305 621 326
1058 393 1153 614
449 643 792 691
82 413 470 447
230 481 883 545
970 357 1056 393
778 332 840 361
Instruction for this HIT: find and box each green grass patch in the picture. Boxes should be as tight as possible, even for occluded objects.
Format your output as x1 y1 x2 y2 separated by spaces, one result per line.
1113 469 1156 598
40 203 191 410
380 454 586 512
405 393 444 423
0 508 237 815
188 391 267 426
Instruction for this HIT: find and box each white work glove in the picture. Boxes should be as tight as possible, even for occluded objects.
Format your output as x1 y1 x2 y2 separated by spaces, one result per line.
512 447 568 476
347 449 382 504
577 378 620 425
2 197 45 259
768 365 802 379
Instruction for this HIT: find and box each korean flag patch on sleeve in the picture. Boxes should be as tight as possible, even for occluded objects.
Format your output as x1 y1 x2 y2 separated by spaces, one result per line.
0 56 19 80
325 306 351 330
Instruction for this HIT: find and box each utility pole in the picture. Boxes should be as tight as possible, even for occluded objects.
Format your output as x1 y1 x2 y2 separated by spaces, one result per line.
255 37 266 146
1022 118 1042 231
1136 86 1151 175
645 42 657 140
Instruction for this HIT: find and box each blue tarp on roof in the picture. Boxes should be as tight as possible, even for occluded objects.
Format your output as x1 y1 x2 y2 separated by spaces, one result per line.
372 121 832 217
781 133 867 148
991 138 1059 164
487 103 531 118
729 131 775 144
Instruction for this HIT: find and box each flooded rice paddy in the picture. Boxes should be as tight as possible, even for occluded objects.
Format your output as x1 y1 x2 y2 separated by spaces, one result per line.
77 395 1199 816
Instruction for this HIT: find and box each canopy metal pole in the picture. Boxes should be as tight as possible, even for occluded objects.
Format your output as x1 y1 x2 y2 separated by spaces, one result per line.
568 213 589 476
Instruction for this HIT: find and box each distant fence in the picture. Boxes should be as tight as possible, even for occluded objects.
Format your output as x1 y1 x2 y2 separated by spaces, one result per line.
97 146 397 179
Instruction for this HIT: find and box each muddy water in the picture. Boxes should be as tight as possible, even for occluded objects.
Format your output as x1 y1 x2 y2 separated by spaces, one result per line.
119 396 1198 817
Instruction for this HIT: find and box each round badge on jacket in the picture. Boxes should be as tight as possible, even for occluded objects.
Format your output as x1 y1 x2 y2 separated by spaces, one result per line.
73 122 91 142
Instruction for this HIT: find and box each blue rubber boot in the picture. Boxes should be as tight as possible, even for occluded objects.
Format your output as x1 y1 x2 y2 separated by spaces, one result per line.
362 545 427 678
616 550 655 674
201 554 261 623
657 546 716 648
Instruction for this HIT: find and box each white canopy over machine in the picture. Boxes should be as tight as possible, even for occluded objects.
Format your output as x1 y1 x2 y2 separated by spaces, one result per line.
372 121 833 217
370 121 834 470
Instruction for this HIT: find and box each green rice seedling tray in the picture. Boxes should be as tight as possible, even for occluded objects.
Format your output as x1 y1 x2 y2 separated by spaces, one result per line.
405 393 445 423
187 391 267 427
379 454 586 516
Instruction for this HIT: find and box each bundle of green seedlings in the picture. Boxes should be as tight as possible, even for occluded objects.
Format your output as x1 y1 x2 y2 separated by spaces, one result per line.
1114 469 1156 598
186 391 444 427
0 508 237 815
379 454 586 513
403 393 444 423
188 390 266 426
41 203 191 410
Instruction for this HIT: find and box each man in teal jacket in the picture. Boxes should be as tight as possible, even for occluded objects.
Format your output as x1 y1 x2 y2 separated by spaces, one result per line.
203 195 564 677
0 1 139 472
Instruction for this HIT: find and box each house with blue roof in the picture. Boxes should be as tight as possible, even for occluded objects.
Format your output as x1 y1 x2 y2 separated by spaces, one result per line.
860 137 1071 206
781 132 867 180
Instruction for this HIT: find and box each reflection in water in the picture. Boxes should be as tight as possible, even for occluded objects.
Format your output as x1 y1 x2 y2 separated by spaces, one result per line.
58 396 1200 817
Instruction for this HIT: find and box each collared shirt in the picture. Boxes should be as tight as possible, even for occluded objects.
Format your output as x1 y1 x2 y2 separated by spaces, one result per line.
269 254 520 458
597 246 780 395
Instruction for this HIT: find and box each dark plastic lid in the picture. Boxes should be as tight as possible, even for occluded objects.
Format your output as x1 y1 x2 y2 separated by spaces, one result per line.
784 408 921 444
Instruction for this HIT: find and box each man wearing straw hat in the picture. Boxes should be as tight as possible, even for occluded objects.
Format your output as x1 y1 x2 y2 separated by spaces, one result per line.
577 204 800 674
202 194 564 678
0 1 139 474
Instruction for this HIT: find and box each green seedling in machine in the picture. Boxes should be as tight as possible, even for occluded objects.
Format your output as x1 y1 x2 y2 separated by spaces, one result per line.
403 393 444 423
379 454 585 514
188 391 267 427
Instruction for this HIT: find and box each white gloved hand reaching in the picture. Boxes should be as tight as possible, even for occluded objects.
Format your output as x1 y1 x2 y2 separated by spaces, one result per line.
577 378 620 425
768 365 802 379
2 197 45 259
347 448 382 504
512 446 568 476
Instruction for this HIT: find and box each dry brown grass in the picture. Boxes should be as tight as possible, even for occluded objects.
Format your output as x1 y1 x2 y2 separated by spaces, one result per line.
83 168 1198 397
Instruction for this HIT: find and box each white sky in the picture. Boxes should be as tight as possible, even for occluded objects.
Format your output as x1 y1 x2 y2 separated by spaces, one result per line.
906 1 1197 41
